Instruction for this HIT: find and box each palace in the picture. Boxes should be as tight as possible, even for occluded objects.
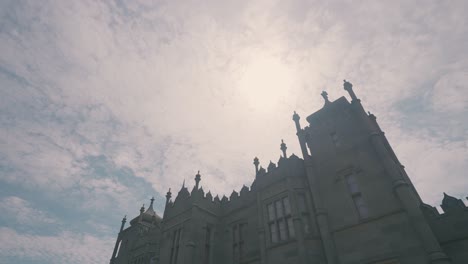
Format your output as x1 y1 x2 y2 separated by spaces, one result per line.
109 81 468 264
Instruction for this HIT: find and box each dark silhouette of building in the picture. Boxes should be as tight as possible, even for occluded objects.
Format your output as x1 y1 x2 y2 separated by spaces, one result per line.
109 81 468 264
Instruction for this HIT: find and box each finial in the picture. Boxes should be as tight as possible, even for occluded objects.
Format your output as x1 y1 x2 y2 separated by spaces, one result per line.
267 161 276 172
140 204 145 214
195 170 201 189
321 91 330 105
253 157 259 174
120 215 127 231
292 111 300 121
343 79 359 102
280 139 287 158
165 188 172 205
292 111 302 132
150 197 155 207
182 179 185 188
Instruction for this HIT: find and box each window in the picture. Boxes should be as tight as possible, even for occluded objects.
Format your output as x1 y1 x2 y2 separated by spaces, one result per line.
330 132 341 147
115 240 122 257
353 194 369 218
267 197 294 243
204 226 212 264
170 228 182 264
345 174 359 194
297 194 311 234
232 223 245 263
345 173 369 219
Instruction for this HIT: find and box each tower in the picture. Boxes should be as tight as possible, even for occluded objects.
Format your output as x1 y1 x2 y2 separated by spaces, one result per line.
294 80 450 263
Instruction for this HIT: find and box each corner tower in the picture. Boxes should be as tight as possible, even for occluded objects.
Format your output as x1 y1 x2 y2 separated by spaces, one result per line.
294 81 451 264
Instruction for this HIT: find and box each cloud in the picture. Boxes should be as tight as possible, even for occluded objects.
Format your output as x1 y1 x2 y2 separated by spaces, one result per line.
0 227 113 264
0 196 56 227
0 0 467 263
431 71 468 113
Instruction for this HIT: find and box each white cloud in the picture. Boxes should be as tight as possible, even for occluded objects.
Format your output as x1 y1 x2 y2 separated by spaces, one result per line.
0 1 468 262
0 227 113 264
0 196 56 226
431 71 468 113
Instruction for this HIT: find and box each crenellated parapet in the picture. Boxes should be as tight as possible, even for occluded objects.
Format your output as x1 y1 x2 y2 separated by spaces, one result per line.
422 193 468 245
164 183 223 219
251 153 306 191
163 141 308 219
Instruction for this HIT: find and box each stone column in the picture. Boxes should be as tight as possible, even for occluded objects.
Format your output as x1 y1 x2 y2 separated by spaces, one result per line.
293 112 338 264
185 241 196 264
370 133 450 263
256 193 267 264
287 179 307 263
110 216 126 264
304 158 338 264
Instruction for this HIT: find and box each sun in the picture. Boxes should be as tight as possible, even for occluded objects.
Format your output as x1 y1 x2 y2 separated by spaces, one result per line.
236 53 295 112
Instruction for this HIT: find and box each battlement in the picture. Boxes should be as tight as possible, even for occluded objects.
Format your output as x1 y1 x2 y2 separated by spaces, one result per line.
161 153 306 219
422 194 468 245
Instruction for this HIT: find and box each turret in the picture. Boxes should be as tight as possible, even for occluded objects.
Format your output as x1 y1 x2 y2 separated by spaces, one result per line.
139 204 145 222
253 157 259 175
110 215 127 263
165 188 172 205
292 111 309 158
120 215 127 232
441 193 466 213
194 170 201 190
321 90 330 106
343 80 359 103
148 197 155 211
280 140 287 158
292 111 302 133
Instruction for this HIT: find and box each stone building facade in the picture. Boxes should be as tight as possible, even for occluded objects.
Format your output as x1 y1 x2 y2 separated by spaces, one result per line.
109 81 468 264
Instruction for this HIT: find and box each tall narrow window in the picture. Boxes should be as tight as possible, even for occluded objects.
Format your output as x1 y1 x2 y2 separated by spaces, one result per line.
297 193 311 234
353 194 369 218
232 223 245 263
267 196 294 243
267 203 275 221
345 173 369 219
115 240 122 257
345 174 359 194
204 226 212 264
331 132 341 147
170 228 182 264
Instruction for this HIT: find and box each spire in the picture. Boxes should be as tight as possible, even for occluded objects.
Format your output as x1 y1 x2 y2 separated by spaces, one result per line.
441 193 466 213
292 111 309 159
240 185 249 195
145 197 155 214
253 157 259 174
194 170 201 190
166 188 172 205
119 215 127 232
267 161 276 172
139 204 145 222
112 215 127 261
280 139 287 158
178 179 190 199
206 191 213 201
343 79 359 103
321 91 330 105
292 111 301 132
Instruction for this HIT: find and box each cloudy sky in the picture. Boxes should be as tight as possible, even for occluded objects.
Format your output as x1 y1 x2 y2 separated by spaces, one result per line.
0 0 467 263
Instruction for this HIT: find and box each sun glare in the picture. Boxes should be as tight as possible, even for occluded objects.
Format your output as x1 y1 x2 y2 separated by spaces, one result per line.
237 54 295 112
